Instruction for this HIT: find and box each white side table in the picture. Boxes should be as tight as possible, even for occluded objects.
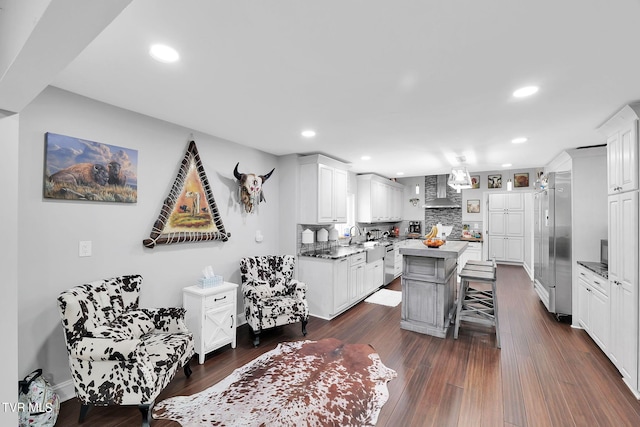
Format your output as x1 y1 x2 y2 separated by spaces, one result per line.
183 282 238 364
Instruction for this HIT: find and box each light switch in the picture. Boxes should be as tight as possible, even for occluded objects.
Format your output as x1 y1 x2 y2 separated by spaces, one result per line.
79 241 92 257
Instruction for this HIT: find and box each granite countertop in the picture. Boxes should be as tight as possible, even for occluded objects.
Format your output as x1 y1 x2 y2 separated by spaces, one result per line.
299 245 366 260
460 236 484 242
577 261 608 279
399 240 468 259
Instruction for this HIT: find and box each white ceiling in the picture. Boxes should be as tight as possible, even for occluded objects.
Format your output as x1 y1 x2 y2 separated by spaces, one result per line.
49 0 640 178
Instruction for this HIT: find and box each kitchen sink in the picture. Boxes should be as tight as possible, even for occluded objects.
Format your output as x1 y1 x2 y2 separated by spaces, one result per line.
364 245 385 263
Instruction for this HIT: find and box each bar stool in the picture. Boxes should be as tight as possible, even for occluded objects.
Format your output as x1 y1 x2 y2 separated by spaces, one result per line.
454 260 500 348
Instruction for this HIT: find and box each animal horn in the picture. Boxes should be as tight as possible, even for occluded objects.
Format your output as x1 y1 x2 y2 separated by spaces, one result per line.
260 168 275 183
233 162 243 180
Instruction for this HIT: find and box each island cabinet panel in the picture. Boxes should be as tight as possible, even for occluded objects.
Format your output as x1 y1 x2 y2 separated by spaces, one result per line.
403 255 456 282
399 244 462 339
401 273 456 338
403 278 438 326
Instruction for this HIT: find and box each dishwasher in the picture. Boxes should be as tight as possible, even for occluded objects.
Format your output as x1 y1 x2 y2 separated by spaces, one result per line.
384 242 396 285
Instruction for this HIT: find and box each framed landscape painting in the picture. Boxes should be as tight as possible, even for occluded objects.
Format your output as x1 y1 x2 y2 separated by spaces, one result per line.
44 132 138 203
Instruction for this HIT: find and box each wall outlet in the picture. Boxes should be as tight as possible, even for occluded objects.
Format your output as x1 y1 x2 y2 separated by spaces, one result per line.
79 240 92 257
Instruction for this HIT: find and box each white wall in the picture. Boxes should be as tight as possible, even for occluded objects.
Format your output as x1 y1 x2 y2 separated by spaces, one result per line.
397 176 424 221
0 114 19 425
461 167 541 224
18 87 283 395
277 154 300 255
567 146 608 325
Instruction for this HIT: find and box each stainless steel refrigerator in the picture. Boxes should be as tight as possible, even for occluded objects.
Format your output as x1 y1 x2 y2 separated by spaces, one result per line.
533 171 572 318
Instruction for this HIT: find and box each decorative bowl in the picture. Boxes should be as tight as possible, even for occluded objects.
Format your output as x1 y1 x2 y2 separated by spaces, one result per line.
423 239 445 248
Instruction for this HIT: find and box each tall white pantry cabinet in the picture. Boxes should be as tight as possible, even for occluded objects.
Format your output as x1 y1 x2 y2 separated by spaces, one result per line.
487 192 524 263
598 103 640 398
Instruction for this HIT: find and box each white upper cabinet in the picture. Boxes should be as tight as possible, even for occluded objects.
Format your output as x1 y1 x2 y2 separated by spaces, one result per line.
299 155 348 224
489 193 524 211
357 174 404 223
598 104 640 194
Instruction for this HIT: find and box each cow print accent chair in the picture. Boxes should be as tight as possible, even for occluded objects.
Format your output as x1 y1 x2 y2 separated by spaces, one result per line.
57 275 195 427
240 255 309 346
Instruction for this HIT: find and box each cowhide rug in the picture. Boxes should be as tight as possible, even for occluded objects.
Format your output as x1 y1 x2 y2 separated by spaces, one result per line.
152 337 397 426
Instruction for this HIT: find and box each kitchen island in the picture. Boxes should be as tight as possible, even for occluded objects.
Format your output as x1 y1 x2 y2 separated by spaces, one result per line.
399 240 468 338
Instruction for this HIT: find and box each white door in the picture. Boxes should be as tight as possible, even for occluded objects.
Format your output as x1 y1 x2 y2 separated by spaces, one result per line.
333 258 350 313
506 211 524 236
506 193 524 210
318 165 335 223
203 304 235 351
505 237 524 262
577 277 590 331
619 121 638 193
488 236 505 260
489 212 506 235
489 193 507 210
589 288 609 351
333 168 348 222
607 133 620 194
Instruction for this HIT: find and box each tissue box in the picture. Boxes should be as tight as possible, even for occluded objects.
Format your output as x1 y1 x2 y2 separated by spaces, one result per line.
197 275 223 288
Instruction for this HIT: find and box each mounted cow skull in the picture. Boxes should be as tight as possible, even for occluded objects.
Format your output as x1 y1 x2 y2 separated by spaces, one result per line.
233 162 275 213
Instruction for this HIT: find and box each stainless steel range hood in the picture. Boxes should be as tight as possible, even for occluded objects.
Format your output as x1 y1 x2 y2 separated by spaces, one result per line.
423 174 461 208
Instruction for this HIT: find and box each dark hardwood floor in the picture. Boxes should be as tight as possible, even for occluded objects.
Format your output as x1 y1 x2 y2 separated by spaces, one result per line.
57 265 640 426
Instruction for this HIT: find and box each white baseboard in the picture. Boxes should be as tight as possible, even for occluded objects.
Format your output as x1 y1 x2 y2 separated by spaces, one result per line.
237 313 246 327
52 379 75 403
523 262 534 281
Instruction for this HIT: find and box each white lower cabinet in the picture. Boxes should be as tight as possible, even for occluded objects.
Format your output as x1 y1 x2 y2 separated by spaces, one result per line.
298 252 383 320
457 242 483 278
488 236 523 262
365 259 384 294
577 265 609 352
183 282 238 364
350 254 366 303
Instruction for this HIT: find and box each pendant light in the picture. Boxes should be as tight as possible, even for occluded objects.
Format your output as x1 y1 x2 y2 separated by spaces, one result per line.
448 155 473 191
448 166 473 191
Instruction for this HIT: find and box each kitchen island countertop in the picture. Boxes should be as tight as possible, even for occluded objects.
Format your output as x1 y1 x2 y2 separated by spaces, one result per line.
399 240 468 259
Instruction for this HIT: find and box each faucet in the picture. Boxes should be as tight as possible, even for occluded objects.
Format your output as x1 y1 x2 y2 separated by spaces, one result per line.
348 225 361 245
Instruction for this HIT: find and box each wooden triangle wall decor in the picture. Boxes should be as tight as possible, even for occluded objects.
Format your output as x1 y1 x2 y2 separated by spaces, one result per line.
143 140 230 248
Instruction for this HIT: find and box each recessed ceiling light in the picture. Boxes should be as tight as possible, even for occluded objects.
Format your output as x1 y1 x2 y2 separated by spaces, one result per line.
502 163 512 168
396 172 405 176
512 137 528 144
301 130 316 138
149 44 180 63
513 86 539 98
361 155 371 161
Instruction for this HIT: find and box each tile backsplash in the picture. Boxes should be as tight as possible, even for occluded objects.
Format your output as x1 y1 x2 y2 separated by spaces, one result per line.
424 175 462 239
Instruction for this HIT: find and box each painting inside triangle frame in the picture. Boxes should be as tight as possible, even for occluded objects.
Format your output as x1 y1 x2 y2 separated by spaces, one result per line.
143 140 230 248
